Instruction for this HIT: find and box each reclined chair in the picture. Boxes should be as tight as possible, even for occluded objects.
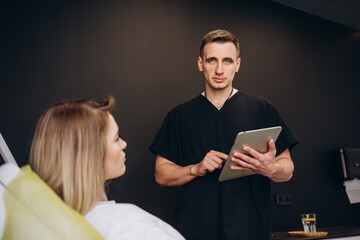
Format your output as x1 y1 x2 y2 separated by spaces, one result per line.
0 163 103 240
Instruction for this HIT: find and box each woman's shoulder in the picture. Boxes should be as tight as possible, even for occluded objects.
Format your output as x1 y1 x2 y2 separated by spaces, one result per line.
86 201 143 217
86 201 157 225
85 201 184 240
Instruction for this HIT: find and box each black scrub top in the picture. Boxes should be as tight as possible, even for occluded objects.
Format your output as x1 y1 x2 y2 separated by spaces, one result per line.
150 91 298 240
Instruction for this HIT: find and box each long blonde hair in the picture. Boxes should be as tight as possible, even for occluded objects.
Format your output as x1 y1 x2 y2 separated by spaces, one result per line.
30 97 114 215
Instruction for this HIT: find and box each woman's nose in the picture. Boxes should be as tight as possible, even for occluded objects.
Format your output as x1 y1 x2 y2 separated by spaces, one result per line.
120 139 127 149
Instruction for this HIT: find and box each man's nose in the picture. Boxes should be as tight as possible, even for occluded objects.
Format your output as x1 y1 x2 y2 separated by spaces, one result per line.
215 63 224 75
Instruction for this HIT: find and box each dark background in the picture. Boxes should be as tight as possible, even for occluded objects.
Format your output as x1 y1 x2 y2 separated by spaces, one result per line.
1 0 360 232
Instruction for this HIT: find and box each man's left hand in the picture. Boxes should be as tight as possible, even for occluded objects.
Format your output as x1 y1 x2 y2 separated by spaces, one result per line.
230 138 280 178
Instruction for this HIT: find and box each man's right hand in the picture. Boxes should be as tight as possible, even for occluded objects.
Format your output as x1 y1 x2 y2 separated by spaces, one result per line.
190 150 228 176
155 151 227 186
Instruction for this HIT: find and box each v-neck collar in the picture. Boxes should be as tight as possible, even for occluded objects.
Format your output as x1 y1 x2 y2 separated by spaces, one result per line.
200 90 239 112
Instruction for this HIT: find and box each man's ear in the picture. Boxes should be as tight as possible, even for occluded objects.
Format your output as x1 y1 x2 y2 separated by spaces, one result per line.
235 58 241 72
197 57 203 72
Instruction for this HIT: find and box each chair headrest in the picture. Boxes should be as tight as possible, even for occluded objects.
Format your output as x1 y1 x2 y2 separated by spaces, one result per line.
0 163 20 187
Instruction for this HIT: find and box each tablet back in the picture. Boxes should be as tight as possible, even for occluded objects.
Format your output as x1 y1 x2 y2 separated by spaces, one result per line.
218 126 282 182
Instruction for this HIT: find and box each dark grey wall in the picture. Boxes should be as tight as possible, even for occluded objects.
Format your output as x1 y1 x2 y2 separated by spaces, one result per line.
1 0 360 232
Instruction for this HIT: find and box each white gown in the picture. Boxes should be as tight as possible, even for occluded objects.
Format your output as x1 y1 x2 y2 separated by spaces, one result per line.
85 201 185 240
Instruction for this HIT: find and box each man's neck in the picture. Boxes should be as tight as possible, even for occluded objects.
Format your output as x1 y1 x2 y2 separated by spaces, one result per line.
204 86 234 109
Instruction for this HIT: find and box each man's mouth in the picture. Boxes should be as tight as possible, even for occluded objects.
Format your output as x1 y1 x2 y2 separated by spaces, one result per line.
213 77 225 83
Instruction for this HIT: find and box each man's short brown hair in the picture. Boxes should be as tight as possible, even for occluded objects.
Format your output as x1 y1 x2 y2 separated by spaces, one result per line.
200 29 240 58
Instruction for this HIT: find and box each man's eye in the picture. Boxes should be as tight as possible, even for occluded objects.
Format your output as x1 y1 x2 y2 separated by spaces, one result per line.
207 58 216 63
224 59 233 63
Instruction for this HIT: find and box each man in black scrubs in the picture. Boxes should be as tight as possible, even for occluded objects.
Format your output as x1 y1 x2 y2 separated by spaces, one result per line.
150 29 298 240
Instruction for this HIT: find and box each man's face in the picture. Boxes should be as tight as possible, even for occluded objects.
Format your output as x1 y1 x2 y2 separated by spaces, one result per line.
198 41 241 91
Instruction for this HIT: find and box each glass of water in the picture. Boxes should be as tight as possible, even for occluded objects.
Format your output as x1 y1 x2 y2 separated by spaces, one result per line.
301 214 316 233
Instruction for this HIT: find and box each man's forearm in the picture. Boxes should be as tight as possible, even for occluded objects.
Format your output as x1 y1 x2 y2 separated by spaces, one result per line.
155 155 198 186
268 150 294 182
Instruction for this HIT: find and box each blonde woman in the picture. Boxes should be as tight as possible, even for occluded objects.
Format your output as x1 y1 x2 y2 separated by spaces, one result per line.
30 97 184 240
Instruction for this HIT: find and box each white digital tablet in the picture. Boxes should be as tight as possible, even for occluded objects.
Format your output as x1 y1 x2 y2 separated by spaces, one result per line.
218 126 282 182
